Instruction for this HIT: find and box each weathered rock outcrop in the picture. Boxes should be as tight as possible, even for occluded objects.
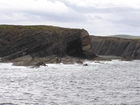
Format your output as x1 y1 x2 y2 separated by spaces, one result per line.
0 25 96 61
90 36 140 59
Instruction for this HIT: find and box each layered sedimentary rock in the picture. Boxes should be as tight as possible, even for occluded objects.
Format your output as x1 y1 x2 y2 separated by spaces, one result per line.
90 36 140 59
0 25 96 60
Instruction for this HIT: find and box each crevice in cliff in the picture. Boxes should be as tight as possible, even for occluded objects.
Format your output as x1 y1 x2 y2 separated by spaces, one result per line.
66 39 83 57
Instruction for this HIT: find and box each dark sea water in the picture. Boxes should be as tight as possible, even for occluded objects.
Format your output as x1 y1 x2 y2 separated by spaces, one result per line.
0 60 140 105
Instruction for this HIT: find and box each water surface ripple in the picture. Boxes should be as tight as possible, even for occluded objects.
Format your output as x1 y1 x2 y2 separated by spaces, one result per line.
0 60 140 105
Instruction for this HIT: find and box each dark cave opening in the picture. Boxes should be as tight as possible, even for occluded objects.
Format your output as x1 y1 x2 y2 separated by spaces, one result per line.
66 39 83 57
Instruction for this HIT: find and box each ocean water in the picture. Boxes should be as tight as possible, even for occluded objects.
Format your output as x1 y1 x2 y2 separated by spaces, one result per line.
0 60 140 105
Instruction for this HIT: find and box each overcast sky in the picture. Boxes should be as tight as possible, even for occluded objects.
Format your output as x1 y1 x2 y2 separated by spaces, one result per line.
0 0 140 36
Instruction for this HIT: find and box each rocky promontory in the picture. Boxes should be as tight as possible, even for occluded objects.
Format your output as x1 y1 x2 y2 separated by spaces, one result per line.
0 25 96 66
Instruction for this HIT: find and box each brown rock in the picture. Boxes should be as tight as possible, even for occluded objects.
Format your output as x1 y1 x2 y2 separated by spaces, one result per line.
83 63 88 66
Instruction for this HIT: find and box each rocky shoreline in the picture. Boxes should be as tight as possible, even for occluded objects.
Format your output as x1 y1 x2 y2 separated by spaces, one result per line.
0 55 129 68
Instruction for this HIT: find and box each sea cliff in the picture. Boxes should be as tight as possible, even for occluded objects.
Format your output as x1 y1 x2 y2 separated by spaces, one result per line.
90 36 140 60
0 25 96 66
0 25 140 66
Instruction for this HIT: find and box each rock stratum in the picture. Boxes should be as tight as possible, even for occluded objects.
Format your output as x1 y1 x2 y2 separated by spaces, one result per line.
0 25 96 65
90 36 140 60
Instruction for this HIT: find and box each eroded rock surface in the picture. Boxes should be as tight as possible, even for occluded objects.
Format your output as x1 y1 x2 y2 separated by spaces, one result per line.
90 36 140 59
0 25 96 63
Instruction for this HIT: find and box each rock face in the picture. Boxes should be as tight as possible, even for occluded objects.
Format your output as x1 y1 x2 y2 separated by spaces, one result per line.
90 36 140 59
0 25 96 60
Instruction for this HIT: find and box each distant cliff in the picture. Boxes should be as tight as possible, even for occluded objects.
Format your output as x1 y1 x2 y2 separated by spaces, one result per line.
0 25 96 61
90 36 140 59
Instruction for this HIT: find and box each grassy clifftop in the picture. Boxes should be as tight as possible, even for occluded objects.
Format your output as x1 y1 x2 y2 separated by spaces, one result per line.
0 25 83 35
107 34 140 39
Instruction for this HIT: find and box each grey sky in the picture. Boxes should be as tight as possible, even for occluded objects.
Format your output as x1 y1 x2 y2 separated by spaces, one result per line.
0 0 140 36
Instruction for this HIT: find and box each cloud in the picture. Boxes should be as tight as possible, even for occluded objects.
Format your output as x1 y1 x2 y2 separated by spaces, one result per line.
0 0 68 13
110 8 140 27
0 0 140 36
0 0 86 23
62 1 140 35
63 0 140 8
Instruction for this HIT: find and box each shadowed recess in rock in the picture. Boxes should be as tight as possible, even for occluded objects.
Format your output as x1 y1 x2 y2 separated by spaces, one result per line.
66 39 83 57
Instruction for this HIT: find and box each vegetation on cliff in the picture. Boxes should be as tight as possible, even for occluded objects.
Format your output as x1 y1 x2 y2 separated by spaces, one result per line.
108 34 140 39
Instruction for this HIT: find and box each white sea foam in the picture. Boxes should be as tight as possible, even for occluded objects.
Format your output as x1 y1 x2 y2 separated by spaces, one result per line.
0 60 140 105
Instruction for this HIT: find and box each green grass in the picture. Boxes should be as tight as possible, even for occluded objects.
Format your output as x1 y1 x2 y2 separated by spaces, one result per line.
108 34 140 39
0 25 81 34
0 25 61 30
